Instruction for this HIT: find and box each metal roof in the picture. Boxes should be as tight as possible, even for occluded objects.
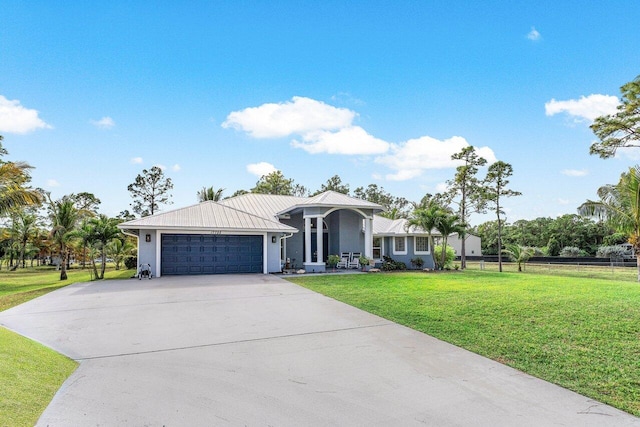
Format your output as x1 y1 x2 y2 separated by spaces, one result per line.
372 215 436 235
279 191 384 214
217 194 302 219
118 201 297 232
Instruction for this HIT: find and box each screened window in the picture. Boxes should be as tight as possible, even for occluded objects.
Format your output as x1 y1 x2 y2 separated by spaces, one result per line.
393 237 407 254
415 236 430 253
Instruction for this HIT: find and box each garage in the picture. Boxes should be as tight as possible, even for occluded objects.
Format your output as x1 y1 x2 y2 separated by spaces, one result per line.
161 234 263 275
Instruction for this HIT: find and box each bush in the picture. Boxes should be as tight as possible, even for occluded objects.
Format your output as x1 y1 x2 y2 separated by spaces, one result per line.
433 245 456 270
559 246 585 257
410 257 424 269
124 256 137 270
381 255 407 271
603 233 628 246
596 245 629 259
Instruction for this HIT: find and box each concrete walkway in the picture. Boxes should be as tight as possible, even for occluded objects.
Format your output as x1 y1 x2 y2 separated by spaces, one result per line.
1 274 638 426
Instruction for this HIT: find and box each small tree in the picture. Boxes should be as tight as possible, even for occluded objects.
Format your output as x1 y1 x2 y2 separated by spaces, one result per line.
313 175 350 196
252 171 295 195
502 244 534 272
484 161 521 272
434 213 464 269
128 166 173 217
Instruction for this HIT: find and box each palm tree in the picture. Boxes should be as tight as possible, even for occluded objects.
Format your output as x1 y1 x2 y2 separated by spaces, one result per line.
406 203 447 266
502 244 534 272
434 213 465 269
197 186 225 202
0 161 42 216
90 215 121 279
579 166 640 281
49 198 80 280
9 209 40 268
107 238 135 270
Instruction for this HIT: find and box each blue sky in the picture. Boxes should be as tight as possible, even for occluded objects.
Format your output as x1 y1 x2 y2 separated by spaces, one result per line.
1 1 639 224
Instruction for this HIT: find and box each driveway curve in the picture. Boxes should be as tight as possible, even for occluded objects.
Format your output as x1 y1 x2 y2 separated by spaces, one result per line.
1 274 638 426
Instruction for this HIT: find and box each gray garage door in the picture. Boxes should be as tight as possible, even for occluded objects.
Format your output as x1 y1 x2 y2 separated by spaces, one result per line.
161 234 263 275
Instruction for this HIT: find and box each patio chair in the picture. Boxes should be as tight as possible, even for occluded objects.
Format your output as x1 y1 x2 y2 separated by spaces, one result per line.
349 252 361 269
337 253 350 269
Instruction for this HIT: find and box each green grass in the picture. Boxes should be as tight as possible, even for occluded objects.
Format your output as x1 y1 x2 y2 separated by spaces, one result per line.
0 266 135 311
288 270 640 416
0 327 77 427
0 266 135 427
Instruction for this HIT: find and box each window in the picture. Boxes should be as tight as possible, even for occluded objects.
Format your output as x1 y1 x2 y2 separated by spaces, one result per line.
393 236 407 255
373 237 382 259
414 236 430 254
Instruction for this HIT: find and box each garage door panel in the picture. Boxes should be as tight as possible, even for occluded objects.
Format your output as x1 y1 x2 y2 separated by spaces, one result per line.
161 234 263 275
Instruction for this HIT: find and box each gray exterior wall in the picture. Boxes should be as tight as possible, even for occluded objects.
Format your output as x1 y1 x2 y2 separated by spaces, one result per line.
137 230 158 275
378 236 436 270
281 213 304 269
336 210 364 255
266 232 281 273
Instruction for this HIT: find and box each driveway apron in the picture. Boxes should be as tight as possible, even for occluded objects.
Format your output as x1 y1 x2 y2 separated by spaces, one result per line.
1 274 638 426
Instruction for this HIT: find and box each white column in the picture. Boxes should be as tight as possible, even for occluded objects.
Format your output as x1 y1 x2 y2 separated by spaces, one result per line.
304 216 312 264
316 218 323 263
364 217 373 259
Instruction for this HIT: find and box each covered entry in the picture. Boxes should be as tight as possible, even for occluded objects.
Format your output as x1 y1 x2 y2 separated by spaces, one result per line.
161 234 263 275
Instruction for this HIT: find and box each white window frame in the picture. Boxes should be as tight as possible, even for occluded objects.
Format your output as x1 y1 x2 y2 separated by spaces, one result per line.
393 236 407 255
372 236 384 260
414 235 430 255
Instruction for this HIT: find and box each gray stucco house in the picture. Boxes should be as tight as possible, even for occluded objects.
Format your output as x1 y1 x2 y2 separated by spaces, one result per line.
119 191 479 276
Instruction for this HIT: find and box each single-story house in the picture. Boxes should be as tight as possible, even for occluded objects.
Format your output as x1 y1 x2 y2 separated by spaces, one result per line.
118 191 480 276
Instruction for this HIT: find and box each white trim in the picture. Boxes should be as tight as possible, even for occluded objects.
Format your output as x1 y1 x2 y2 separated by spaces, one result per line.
155 230 162 277
393 236 407 255
319 207 372 219
262 232 268 274
413 235 431 255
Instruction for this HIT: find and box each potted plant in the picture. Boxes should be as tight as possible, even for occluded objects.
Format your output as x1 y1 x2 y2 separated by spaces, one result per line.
358 255 369 271
327 254 340 272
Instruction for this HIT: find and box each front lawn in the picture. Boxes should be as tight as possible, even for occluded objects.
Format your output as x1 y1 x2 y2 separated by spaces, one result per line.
288 271 640 416
0 266 135 427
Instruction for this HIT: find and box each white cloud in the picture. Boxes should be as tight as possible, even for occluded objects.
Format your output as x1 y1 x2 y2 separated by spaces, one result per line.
561 169 588 177
0 95 51 134
90 116 115 129
222 96 355 138
527 27 541 41
545 94 620 122
247 162 277 177
46 179 60 188
435 182 449 193
130 157 143 164
291 126 390 155
375 135 497 181
172 164 181 172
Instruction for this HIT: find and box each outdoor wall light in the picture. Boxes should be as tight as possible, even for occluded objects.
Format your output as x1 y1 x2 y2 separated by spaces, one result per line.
145 234 151 242
272 236 277 243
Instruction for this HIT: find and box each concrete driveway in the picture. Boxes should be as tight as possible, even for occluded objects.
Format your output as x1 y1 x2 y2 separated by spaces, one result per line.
1 274 638 426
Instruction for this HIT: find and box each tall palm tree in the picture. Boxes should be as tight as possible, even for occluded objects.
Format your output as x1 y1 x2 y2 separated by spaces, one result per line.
197 186 225 202
579 165 640 281
406 203 447 266
90 215 121 279
49 198 80 280
9 209 39 268
435 213 465 269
